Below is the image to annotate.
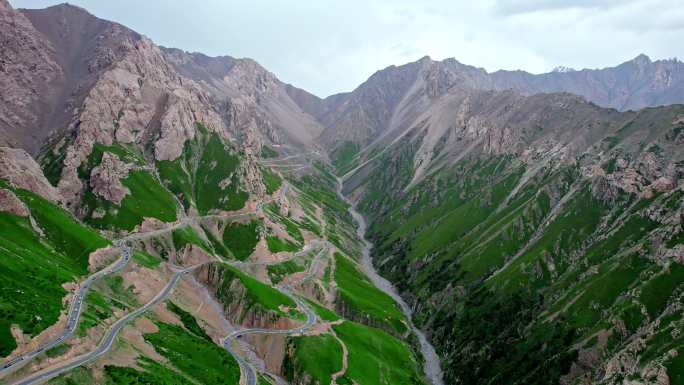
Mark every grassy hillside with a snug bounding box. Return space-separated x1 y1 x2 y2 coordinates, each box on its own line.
334 253 407 335
144 321 240 385
333 321 426 385
157 124 248 214
0 182 108 356
283 334 344 385
2 116 430 385
355 143 684 384
208 263 302 321
222 221 260 260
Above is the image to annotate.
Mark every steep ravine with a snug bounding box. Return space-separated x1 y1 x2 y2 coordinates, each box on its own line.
335 178 445 385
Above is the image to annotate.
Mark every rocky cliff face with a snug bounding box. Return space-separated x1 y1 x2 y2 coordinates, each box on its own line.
288 55 684 161
1 2 684 384
338 69 684 385
161 48 325 151
0 2 142 154
0 0 62 151
0 146 60 202
0 1 324 213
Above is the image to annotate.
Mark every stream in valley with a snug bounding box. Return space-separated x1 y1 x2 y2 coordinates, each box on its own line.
336 178 444 385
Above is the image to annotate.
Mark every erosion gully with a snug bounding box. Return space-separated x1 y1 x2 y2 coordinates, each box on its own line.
336 178 445 385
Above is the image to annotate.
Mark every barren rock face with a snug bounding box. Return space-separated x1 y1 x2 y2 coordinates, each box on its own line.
0 188 29 216
162 48 325 151
89 152 131 204
54 35 227 205
0 1 61 151
0 147 60 202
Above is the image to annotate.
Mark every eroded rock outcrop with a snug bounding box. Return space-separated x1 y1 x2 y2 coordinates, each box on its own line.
0 147 60 202
55 35 227 206
0 1 61 151
89 152 131 204
0 188 29 216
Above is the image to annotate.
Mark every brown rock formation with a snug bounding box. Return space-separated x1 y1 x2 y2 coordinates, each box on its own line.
0 146 60 201
0 187 29 216
0 1 61 151
89 152 131 204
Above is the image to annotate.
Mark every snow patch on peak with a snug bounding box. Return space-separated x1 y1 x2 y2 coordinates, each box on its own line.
552 66 575 73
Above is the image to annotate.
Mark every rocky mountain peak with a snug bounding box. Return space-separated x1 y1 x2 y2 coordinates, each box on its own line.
552 65 575 73
630 53 652 66
224 58 279 95
417 55 433 63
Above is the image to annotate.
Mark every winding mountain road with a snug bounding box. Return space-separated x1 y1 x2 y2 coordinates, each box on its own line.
10 262 200 385
0 244 133 375
4 178 378 385
0 208 260 377
222 243 329 385
1 203 263 381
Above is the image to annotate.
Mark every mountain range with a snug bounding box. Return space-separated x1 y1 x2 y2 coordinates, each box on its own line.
0 1 683 385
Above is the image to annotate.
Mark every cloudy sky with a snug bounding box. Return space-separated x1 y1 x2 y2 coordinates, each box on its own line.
11 0 684 97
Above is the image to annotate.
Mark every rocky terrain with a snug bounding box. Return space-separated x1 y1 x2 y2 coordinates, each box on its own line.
0 3 431 385
0 1 683 385
285 54 684 161
325 45 684 385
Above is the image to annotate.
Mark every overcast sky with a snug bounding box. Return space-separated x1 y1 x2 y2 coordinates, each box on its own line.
10 0 684 97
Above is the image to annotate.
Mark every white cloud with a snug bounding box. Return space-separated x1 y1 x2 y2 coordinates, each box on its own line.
493 0 638 15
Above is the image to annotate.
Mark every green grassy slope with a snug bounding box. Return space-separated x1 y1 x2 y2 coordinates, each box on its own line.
333 321 426 385
75 143 178 231
333 253 407 335
222 221 260 260
0 183 108 356
283 334 344 385
356 146 684 384
144 322 240 385
208 263 301 321
157 124 248 214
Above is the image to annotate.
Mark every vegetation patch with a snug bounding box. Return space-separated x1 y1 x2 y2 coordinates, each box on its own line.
333 141 361 175
260 145 279 158
78 142 145 179
266 235 299 253
667 352 684 385
44 343 70 358
132 251 162 269
195 133 248 214
157 126 248 214
639 263 684 318
333 321 425 385
77 290 114 336
83 170 178 231
201 225 232 259
172 226 212 254
283 334 344 385
212 264 301 319
166 301 212 342
262 168 282 195
267 260 306 284
304 298 341 321
334 253 406 334
144 322 240 385
48 366 94 385
105 358 195 385
264 203 305 245
222 221 260 260
0 186 107 355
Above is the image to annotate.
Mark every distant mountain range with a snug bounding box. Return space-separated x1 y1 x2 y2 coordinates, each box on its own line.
1 1 683 385
285 54 684 157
